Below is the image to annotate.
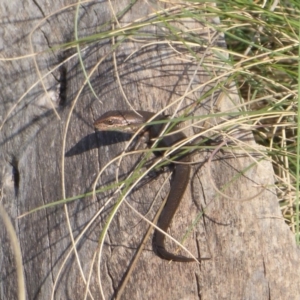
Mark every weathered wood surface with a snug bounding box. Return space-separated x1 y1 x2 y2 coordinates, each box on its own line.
0 1 299 299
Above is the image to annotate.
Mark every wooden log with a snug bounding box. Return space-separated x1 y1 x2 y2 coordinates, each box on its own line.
0 1 299 299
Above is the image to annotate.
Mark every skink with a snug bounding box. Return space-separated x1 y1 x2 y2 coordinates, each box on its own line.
94 110 197 262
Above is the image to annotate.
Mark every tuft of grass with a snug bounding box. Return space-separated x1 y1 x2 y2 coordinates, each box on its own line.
214 0 299 240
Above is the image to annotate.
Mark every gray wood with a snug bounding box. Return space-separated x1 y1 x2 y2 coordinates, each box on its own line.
1 1 299 299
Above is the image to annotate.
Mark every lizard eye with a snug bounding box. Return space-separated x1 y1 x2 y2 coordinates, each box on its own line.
105 119 114 125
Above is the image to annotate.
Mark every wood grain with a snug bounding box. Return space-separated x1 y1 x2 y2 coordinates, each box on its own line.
0 1 299 299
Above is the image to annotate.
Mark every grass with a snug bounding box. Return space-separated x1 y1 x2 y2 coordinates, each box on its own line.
73 2 300 296
1 0 299 298
215 0 299 241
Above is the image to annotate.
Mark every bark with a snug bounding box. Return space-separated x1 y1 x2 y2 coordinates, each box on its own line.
0 1 299 300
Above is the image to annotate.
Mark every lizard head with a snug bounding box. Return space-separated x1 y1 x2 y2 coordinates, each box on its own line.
93 110 146 133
